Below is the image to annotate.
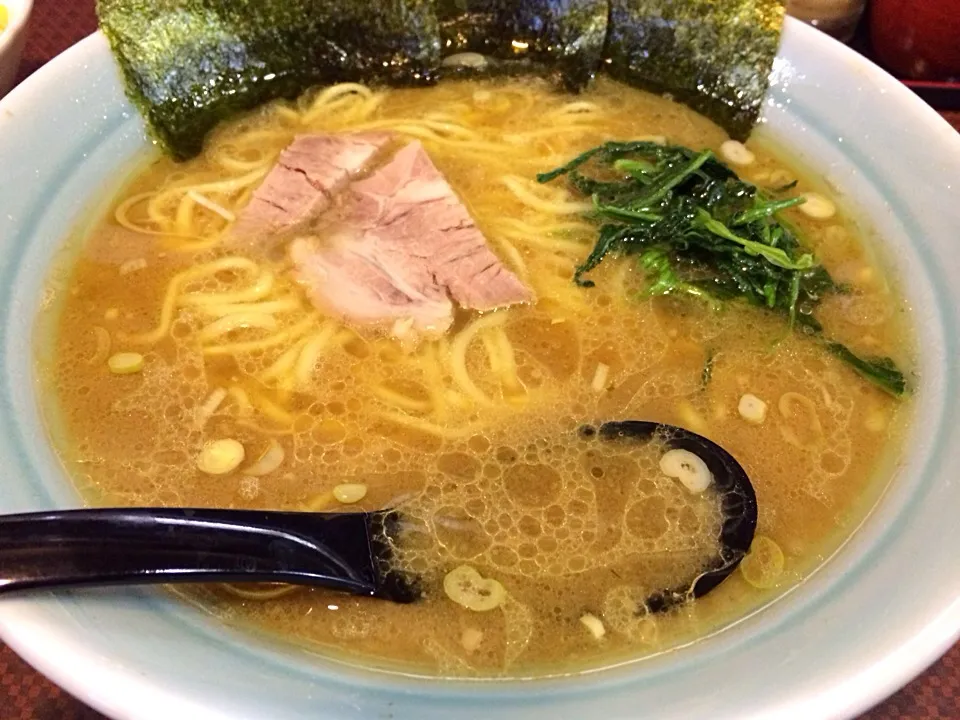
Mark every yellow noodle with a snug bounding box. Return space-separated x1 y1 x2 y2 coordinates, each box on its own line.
533 275 590 315
448 313 509 406
182 256 261 280
236 420 295 437
135 166 269 248
443 389 471 409
146 191 176 229
207 144 276 173
87 327 111 366
493 219 591 255
203 315 318 356
347 95 386 125
500 218 594 235
272 105 301 124
302 82 373 110
481 331 503 375
494 229 586 257
195 387 228 429
174 192 197 236
547 101 602 116
348 121 509 154
248 390 297 427
199 295 302 318
502 175 593 215
258 338 310 384
293 323 340 387
302 95 366 125
371 384 433 413
333 327 359 347
417 343 450 421
301 88 384 128
212 128 296 151
494 328 524 398
227 386 254 417
609 260 633 302
114 192 178 237
187 190 237 223
197 313 278 343
122 277 182 344
161 166 269 199
163 234 226 253
349 117 479 140
503 124 600 143
491 236 528 279
179 271 275 306
121 259 267 343
778 392 824 450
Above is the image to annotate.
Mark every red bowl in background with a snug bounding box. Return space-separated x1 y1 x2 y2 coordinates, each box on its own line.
870 0 960 80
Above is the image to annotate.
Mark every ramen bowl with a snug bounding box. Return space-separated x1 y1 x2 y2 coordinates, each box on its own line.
0 18 958 720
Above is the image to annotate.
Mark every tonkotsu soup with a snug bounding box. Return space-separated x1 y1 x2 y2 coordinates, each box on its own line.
36 78 913 676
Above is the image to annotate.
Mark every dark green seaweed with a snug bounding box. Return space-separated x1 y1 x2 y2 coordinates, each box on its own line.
435 0 609 90
98 0 787 161
605 0 784 140
97 0 442 160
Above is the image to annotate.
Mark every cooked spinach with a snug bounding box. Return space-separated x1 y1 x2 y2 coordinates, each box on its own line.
537 142 907 396
701 350 716 389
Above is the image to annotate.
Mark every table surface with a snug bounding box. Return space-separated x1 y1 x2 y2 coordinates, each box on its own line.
2 2 959 719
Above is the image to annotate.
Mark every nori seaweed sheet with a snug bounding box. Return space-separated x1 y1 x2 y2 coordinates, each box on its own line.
435 0 609 91
97 0 442 160
98 0 785 160
605 0 784 141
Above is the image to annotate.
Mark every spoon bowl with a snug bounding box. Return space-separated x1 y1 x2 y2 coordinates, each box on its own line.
0 422 755 612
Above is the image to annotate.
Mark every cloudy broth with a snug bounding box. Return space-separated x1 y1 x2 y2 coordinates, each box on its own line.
36 78 913 675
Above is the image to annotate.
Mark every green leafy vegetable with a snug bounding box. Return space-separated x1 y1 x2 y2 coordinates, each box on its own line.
538 141 908 396
825 343 907 397
701 351 716 389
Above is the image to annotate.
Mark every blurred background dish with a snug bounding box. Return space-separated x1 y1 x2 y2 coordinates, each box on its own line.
0 0 32 97
870 0 960 81
786 0 866 42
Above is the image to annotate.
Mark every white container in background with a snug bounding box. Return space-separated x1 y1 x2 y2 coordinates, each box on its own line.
787 0 866 42
0 0 33 97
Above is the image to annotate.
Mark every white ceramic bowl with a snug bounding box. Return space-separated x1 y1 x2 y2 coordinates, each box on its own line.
0 0 32 97
0 19 959 720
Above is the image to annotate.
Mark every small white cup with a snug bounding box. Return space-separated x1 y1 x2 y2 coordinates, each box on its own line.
0 0 34 97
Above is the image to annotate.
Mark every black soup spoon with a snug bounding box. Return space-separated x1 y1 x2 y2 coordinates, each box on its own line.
0 421 756 611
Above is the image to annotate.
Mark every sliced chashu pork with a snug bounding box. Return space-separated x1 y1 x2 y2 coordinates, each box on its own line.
229 132 393 242
291 140 533 334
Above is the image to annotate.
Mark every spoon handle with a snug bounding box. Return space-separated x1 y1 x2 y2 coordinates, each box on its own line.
0 507 388 597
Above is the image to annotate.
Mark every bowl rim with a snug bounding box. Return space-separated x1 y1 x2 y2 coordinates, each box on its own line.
1 18 960 720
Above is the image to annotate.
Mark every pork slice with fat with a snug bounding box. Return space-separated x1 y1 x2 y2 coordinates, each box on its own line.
290 234 455 334
229 132 393 243
291 141 533 334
